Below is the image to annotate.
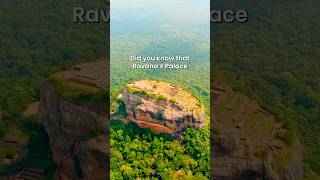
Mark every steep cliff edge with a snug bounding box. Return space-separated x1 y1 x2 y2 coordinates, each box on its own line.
121 80 205 134
212 81 303 180
38 60 108 179
38 59 303 179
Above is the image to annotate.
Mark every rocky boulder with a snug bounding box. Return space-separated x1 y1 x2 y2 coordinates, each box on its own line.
211 80 303 180
121 80 205 134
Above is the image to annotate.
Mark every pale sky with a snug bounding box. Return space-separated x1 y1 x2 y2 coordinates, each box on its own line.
111 0 209 22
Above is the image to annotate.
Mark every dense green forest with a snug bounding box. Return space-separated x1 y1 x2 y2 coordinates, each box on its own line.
213 0 320 177
110 1 210 178
0 0 107 176
0 0 107 114
1 0 320 179
110 18 211 178
110 121 209 179
110 26 210 111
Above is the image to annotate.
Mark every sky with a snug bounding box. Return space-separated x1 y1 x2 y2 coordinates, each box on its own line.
111 0 210 30
112 0 209 20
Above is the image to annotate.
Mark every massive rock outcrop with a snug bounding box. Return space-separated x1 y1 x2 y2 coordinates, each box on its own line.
121 80 205 134
38 60 108 180
38 59 303 179
211 80 303 180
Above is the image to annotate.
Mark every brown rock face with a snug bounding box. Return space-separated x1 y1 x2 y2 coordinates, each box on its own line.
38 59 303 180
38 60 108 180
121 80 205 134
211 81 303 180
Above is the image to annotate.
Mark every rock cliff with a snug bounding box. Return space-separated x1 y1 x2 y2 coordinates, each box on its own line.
212 80 303 180
38 60 108 180
38 59 303 179
121 80 205 134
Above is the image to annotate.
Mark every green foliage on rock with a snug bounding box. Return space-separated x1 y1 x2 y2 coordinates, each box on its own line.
49 77 108 104
127 88 168 103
